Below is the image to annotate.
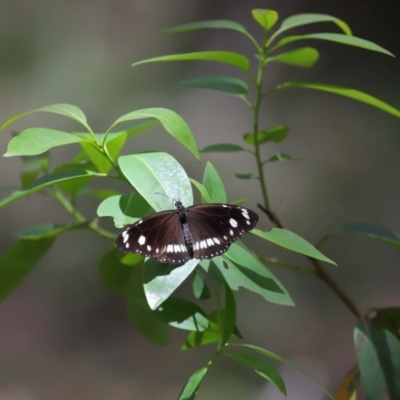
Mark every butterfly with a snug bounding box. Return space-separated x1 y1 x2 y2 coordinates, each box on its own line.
115 201 259 264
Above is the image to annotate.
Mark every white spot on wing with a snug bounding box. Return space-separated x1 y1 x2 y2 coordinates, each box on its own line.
180 244 186 252
138 235 146 245
138 219 143 224
147 245 151 251
123 234 129 243
229 218 238 227
246 220 251 225
213 237 220 244
222 204 228 208
229 230 234 236
223 235 228 240
156 248 159 253
206 238 214 246
167 244 173 253
174 244 181 252
125 242 130 248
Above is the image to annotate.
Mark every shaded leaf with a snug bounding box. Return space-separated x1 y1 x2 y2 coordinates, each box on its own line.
182 330 219 350
267 47 319 68
252 228 336 265
336 222 400 249
192 270 211 300
226 353 286 394
235 172 255 180
244 125 289 145
371 307 400 340
221 282 236 345
133 51 250 72
111 108 199 160
203 162 226 203
126 263 168 345
0 169 99 209
189 178 211 204
201 144 246 153
179 76 248 98
0 238 54 303
156 20 248 35
20 153 49 186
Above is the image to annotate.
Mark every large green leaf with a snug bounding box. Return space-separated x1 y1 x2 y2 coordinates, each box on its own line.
125 263 168 345
111 108 199 160
0 238 54 302
179 76 249 98
220 282 236 346
1 103 88 131
354 321 400 400
226 353 286 394
252 228 336 265
20 153 49 186
4 128 85 157
133 51 250 72
99 247 138 294
272 81 400 118
0 169 100 209
267 47 319 68
143 258 199 310
336 222 400 249
177 367 208 400
202 162 226 203
118 152 192 211
192 270 211 300
273 33 394 56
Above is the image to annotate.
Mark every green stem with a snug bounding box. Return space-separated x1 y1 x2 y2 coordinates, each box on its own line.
53 188 86 222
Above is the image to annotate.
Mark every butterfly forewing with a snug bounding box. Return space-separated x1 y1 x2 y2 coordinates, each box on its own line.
186 204 259 259
115 210 191 264
115 202 259 264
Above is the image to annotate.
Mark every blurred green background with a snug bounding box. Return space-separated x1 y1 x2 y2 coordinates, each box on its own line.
0 1 399 399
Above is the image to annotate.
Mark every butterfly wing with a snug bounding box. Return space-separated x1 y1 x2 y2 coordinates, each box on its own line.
115 210 191 264
186 204 259 259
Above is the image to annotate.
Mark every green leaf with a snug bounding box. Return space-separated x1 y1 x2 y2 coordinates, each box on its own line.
226 353 286 394
156 20 248 35
267 153 302 162
52 162 95 195
179 76 249 98
201 243 294 306
111 108 199 160
143 258 199 310
97 193 152 228
80 142 113 173
252 228 336 265
153 297 209 331
20 153 49 186
0 169 99 209
78 188 120 201
99 247 137 294
235 172 255 180
177 367 208 400
201 144 246 153
277 13 352 36
221 282 236 345
234 343 335 399
118 152 193 211
244 125 289 145
203 162 226 203
371 308 400 340
133 51 250 72
0 238 54 303
267 47 319 68
4 128 85 157
251 9 279 31
336 222 400 249
16 222 88 239
182 330 219 350
105 130 127 163
125 263 168 345
273 33 394 57
189 178 212 204
354 321 400 400
1 103 88 131
274 81 400 119
192 270 211 300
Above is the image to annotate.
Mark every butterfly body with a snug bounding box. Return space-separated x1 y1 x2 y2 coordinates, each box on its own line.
115 201 259 264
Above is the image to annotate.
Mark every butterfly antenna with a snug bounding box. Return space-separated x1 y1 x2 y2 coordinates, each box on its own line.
155 192 176 208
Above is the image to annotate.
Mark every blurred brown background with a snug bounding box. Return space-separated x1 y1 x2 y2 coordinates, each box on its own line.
0 1 399 399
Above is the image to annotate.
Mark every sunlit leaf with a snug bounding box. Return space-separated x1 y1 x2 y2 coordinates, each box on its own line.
252 9 279 31
267 47 319 68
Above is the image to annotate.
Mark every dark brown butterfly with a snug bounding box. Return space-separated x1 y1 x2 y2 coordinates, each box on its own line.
115 201 259 264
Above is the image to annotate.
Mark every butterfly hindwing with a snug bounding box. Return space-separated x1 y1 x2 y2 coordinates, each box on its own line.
115 210 191 264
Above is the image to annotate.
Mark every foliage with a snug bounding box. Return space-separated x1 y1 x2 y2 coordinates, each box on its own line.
1 8 400 400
